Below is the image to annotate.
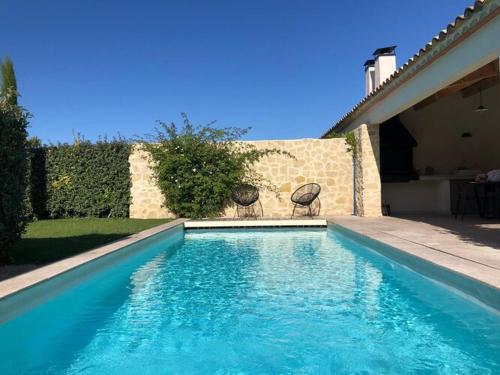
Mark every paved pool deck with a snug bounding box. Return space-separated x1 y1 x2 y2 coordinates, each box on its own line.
328 215 500 291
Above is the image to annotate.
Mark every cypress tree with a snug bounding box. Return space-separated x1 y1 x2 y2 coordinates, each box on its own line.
0 57 28 263
1 57 18 105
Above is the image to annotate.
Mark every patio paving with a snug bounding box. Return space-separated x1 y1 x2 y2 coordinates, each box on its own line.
329 215 500 291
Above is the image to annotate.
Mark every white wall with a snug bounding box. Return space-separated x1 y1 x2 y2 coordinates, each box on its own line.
400 83 500 174
382 82 499 215
383 180 450 214
374 55 396 88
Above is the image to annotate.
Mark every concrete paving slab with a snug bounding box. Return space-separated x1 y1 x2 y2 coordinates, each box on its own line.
328 215 500 292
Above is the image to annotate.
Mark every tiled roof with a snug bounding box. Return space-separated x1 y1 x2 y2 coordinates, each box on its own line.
322 0 498 137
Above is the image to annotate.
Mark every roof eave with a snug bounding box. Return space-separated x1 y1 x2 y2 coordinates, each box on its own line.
321 0 498 138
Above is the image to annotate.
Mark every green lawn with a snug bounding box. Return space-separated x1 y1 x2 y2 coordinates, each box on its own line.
11 218 171 264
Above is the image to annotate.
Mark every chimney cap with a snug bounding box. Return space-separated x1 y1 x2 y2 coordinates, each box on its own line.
363 59 375 68
373 46 397 56
364 59 375 69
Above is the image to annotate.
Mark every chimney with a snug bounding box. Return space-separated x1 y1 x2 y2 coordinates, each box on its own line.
373 46 396 89
364 59 375 96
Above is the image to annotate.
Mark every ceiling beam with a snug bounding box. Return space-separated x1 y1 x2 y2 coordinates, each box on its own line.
412 60 499 111
461 76 500 98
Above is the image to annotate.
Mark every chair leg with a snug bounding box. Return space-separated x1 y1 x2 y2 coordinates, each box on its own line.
308 205 312 218
496 187 500 219
474 185 484 218
454 192 461 220
460 194 466 221
291 204 297 219
460 192 466 221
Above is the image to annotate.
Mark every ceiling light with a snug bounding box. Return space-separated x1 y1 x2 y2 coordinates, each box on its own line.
475 80 489 112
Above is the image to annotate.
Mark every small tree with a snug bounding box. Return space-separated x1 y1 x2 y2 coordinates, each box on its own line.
140 114 291 218
0 58 29 263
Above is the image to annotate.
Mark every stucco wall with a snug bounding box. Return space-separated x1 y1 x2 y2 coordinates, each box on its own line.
129 138 353 219
380 82 499 215
400 84 500 174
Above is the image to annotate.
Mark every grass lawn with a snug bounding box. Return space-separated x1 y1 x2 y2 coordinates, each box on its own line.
11 218 171 265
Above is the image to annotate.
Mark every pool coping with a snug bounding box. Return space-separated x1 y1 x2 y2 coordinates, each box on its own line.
184 219 328 229
2 216 497 310
0 219 187 301
327 218 500 310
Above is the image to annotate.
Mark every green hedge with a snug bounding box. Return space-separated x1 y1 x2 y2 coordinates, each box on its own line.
25 138 47 219
26 139 132 219
0 101 29 263
45 140 131 218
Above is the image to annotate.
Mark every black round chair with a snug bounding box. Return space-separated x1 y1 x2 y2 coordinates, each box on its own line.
291 183 321 218
231 184 262 218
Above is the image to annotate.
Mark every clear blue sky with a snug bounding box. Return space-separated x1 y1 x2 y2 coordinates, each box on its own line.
2 0 472 143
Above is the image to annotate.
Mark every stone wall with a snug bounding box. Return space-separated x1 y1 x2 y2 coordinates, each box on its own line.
354 124 382 217
129 138 354 219
129 148 174 219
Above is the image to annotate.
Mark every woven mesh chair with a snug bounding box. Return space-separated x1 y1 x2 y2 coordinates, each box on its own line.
231 184 262 218
291 183 321 218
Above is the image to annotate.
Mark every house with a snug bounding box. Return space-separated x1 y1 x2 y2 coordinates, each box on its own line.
322 0 500 217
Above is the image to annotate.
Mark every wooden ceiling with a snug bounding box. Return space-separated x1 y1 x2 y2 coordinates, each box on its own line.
413 59 499 111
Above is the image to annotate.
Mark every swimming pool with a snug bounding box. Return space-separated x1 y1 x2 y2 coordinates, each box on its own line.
0 226 499 374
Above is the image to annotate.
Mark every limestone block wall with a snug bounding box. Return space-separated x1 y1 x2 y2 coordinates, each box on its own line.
129 138 354 219
129 148 174 219
354 124 382 217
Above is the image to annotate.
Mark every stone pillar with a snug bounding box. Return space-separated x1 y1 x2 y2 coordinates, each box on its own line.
354 123 382 217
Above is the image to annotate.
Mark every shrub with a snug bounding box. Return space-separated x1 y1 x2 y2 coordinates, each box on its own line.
139 114 291 219
0 97 29 263
45 138 132 218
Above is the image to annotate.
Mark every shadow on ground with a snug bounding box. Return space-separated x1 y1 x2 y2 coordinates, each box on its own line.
0 234 132 281
398 215 500 250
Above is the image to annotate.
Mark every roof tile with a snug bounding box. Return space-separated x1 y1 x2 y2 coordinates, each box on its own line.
323 0 497 137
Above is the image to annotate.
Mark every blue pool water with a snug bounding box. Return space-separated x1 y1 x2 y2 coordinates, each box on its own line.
0 227 499 374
